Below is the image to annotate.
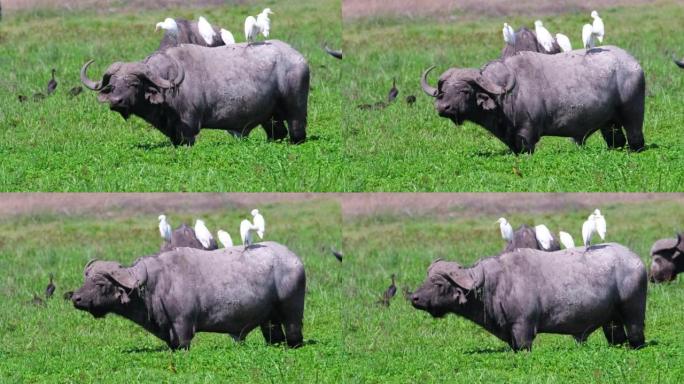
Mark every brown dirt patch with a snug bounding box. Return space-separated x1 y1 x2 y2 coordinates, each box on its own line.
343 0 663 21
341 193 684 218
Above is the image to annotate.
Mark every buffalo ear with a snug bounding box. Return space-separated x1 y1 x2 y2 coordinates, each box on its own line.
440 271 475 291
476 92 496 110
145 87 164 104
105 268 138 290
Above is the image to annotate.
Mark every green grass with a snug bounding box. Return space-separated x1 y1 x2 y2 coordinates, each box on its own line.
0 0 342 191
343 199 684 381
342 3 684 191
0 199 343 382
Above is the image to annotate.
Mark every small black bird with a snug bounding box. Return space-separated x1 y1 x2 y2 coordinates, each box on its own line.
32 92 45 101
672 54 684 69
28 294 45 307
388 78 399 102
330 246 343 262
405 95 416 105
68 86 83 97
45 273 55 299
18 95 28 103
323 43 343 60
379 274 397 307
47 68 57 95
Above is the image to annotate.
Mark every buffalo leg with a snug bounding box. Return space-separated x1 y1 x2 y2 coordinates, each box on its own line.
260 320 286 345
262 119 289 141
619 89 646 152
602 320 628 345
166 321 194 350
600 125 627 149
509 323 534 351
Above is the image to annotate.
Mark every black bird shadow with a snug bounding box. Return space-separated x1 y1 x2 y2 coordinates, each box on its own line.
470 149 512 158
300 339 319 347
133 141 173 151
123 345 168 353
463 346 510 355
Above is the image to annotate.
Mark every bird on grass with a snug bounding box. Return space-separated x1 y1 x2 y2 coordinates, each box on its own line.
28 294 45 307
47 68 57 95
378 274 397 307
496 217 514 242
18 95 27 103
405 95 416 105
194 219 214 249
45 273 55 299
534 20 555 52
68 86 83 97
159 214 172 241
217 230 233 248
323 43 342 59
502 22 515 45
387 78 399 102
330 246 343 262
534 224 554 250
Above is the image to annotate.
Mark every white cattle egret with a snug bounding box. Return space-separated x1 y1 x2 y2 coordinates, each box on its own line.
244 16 259 43
240 219 259 248
593 209 606 240
582 217 595 246
559 231 575 249
534 224 554 250
503 23 516 45
256 8 274 38
555 33 572 52
591 10 604 43
197 16 217 45
217 230 233 248
251 209 265 239
582 24 595 49
194 219 214 249
496 218 514 242
155 17 178 35
158 214 172 241
220 28 235 45
534 20 555 52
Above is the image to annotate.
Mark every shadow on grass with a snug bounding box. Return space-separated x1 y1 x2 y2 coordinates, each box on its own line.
123 345 168 353
471 149 512 158
133 142 173 151
463 346 510 354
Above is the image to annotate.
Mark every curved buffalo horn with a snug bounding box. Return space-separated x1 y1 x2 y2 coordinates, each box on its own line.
420 66 438 97
475 69 516 95
80 60 101 91
140 55 185 89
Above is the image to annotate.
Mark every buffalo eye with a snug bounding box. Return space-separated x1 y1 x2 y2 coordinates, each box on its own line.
100 85 114 94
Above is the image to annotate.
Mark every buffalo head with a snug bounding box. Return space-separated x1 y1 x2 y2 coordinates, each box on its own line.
80 56 184 119
650 233 684 283
71 259 146 318
411 259 480 318
421 64 514 125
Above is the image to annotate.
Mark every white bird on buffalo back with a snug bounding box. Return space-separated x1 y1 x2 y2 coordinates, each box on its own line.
251 209 265 239
217 230 233 248
591 10 604 43
582 23 596 49
244 15 259 43
158 214 172 241
194 219 214 249
534 224 554 250
220 28 235 45
534 20 555 52
240 219 259 248
555 33 572 52
593 209 607 240
559 231 575 249
256 8 274 38
155 18 178 43
197 16 217 45
496 217 514 242
502 23 515 45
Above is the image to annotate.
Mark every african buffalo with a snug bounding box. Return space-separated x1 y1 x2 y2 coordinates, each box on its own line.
411 243 647 351
71 242 306 350
501 27 560 58
503 224 560 253
81 40 309 145
421 46 645 154
649 233 684 283
158 18 224 50
160 224 217 252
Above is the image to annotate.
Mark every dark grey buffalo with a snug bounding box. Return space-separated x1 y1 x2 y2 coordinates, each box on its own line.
649 233 684 283
501 27 560 58
158 18 223 50
503 224 560 253
411 243 647 351
81 40 309 145
421 46 646 154
71 242 306 350
160 224 217 252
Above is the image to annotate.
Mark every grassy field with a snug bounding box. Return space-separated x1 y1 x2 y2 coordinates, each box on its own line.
343 198 684 381
342 2 684 191
0 0 342 191
0 198 344 382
